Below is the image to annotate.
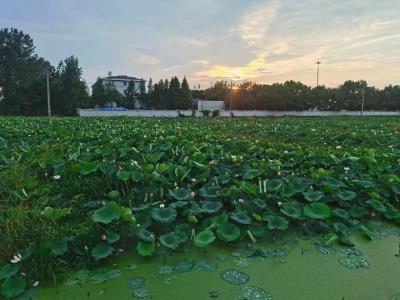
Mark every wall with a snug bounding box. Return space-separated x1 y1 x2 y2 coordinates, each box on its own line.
77 109 400 118
197 100 225 111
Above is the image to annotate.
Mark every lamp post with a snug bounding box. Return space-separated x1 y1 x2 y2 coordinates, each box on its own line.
316 61 321 87
361 88 365 116
46 70 51 117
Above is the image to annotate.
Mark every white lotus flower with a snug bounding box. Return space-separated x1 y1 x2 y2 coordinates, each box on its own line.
11 253 22 264
53 175 61 180
33 281 39 287
160 204 165 208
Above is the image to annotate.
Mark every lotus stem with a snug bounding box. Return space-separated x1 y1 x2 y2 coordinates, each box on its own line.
246 230 257 243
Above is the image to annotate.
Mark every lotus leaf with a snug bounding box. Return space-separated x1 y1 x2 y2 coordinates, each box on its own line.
136 228 155 242
335 190 356 201
303 191 325 202
151 207 177 223
136 241 155 256
107 191 120 199
265 179 283 192
194 230 216 248
92 201 121 224
1 276 26 298
248 223 267 237
280 202 302 219
266 215 289 231
106 231 120 244
231 212 252 225
304 203 331 219
217 223 240 242
0 264 20 280
199 186 221 198
121 207 135 222
51 238 68 256
202 201 223 213
117 170 130 181
366 199 386 212
160 232 181 249
91 242 113 260
169 188 192 201
131 171 143 183
78 161 99 175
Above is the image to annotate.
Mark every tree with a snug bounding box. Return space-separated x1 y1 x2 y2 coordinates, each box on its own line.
91 76 125 107
51 55 89 115
179 77 193 109
0 28 51 115
125 81 136 108
168 77 180 109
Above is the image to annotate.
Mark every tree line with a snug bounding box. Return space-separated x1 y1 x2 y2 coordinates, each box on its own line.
1 28 399 115
193 80 400 111
146 77 193 109
0 28 89 115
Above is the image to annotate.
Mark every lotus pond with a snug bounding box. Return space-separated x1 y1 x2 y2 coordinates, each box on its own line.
0 116 400 299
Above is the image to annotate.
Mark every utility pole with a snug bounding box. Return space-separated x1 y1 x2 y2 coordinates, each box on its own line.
316 61 321 87
361 88 365 116
229 80 233 112
46 70 51 117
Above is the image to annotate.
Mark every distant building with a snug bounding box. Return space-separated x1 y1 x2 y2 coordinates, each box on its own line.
101 75 145 96
196 99 225 111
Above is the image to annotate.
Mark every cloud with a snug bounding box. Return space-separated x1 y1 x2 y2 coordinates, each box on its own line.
128 51 159 65
237 1 280 48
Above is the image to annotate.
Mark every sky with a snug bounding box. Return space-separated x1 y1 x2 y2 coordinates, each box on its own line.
2 0 400 89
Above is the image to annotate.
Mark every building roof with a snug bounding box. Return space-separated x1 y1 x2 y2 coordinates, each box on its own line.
103 75 145 82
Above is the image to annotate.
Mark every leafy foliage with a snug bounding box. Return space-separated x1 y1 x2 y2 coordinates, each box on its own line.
0 116 400 289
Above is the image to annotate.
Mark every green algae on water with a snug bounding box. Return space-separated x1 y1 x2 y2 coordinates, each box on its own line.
158 265 174 275
174 260 194 273
194 261 218 272
338 256 370 269
239 286 273 300
220 269 250 285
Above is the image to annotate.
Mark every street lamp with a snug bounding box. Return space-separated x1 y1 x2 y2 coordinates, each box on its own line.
229 81 239 113
46 69 51 117
316 61 321 87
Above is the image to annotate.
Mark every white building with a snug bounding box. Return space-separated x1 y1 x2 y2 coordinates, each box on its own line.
197 100 225 111
101 75 145 96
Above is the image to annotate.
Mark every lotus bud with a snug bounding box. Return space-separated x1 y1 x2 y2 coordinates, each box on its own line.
238 198 245 204
101 234 107 241
84 245 89 251
191 191 195 197
277 201 282 206
174 182 178 187
33 281 39 287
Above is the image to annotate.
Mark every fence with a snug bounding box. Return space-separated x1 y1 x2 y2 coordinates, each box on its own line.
77 109 400 118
